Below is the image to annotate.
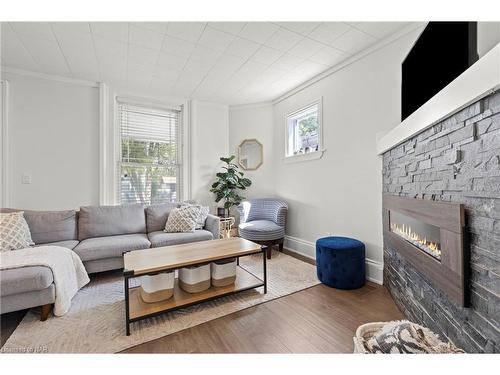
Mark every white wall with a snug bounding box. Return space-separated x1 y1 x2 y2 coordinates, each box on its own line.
226 27 426 283
226 24 500 284
478 22 500 58
3 71 99 210
190 100 229 210
228 104 275 198
2 72 230 211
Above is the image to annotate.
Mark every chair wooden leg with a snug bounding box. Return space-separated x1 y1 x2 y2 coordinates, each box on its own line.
267 246 272 259
278 242 284 252
40 303 52 321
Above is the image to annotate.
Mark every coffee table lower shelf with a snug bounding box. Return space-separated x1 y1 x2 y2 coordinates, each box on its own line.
127 266 264 330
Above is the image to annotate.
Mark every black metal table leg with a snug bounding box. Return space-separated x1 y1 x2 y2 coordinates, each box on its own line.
263 248 267 294
124 276 130 336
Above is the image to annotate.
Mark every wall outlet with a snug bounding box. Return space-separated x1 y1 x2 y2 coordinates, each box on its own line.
21 173 32 184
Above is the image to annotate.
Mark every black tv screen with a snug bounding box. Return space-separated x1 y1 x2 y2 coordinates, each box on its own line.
401 22 478 121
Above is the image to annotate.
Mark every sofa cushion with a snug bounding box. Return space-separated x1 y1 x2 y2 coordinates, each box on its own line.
0 211 35 252
73 234 151 261
83 257 124 274
164 206 198 233
78 205 146 240
148 230 213 248
0 266 53 296
181 203 210 229
34 240 79 250
24 210 78 244
145 203 180 232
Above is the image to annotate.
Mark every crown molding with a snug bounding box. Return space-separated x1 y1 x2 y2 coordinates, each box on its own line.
229 101 273 111
1 66 99 88
272 22 426 105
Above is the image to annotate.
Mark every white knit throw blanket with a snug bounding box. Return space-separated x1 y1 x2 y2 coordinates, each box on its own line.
0 246 90 316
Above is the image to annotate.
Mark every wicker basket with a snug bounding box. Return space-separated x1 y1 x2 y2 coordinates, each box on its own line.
178 264 211 293
140 271 175 303
353 322 386 353
211 258 237 287
353 321 465 354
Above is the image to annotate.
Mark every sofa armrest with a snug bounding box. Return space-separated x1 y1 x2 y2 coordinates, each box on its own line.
204 214 220 240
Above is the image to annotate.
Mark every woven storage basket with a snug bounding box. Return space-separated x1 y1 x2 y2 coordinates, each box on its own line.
179 264 211 293
211 258 237 287
140 271 175 303
353 321 465 354
353 322 385 353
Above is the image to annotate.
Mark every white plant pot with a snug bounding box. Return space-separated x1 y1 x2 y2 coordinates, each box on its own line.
211 258 237 287
178 264 211 293
140 271 174 303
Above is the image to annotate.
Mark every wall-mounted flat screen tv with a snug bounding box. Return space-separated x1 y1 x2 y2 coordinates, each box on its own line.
401 22 478 121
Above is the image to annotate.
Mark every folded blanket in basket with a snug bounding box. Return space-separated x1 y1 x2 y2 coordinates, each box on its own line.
364 320 464 354
0 246 90 316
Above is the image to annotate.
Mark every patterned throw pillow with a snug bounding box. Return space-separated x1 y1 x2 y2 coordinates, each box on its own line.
164 206 199 233
0 211 35 252
182 203 209 229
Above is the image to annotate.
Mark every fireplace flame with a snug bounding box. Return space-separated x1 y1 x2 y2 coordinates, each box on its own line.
390 222 442 260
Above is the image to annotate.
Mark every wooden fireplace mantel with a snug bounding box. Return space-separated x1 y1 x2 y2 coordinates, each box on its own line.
383 195 467 306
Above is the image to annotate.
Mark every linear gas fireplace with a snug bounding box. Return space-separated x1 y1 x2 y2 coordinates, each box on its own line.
389 211 442 261
383 195 467 306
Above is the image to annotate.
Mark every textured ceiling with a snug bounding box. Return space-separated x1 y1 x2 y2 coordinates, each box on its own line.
1 22 410 104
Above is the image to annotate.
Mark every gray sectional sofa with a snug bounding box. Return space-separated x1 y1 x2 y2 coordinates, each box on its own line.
0 203 220 318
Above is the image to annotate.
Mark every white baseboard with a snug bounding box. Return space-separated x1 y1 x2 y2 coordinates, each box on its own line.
284 235 384 285
365 259 384 285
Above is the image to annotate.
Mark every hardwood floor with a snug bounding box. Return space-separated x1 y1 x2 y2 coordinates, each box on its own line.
1 252 404 353
122 282 403 353
1 309 26 347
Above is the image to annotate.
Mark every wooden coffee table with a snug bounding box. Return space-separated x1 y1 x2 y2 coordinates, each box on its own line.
123 237 266 335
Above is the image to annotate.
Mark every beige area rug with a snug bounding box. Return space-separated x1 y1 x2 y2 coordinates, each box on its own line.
1 251 319 353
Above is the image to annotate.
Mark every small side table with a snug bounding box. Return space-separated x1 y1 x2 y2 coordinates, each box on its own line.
219 217 236 239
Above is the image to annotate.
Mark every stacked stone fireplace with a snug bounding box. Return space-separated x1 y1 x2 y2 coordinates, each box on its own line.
382 90 500 353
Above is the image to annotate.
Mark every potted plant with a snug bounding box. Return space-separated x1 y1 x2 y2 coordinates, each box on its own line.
210 155 252 217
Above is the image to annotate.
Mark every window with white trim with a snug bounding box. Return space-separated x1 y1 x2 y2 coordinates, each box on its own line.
286 100 322 158
118 100 182 205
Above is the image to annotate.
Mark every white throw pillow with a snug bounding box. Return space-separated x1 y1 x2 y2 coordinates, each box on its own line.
164 206 198 233
0 211 35 252
182 203 209 229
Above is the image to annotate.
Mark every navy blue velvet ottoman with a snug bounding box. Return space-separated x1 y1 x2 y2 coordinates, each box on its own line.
316 236 366 289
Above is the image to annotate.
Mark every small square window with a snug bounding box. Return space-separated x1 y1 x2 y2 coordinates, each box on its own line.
285 100 322 158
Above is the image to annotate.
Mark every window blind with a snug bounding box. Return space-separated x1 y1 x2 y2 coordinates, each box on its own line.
118 101 182 205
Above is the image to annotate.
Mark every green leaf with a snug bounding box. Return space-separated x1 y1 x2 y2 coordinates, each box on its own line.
240 178 252 187
212 155 252 207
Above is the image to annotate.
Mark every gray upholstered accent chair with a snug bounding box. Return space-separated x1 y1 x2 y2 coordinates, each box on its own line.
237 198 288 259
